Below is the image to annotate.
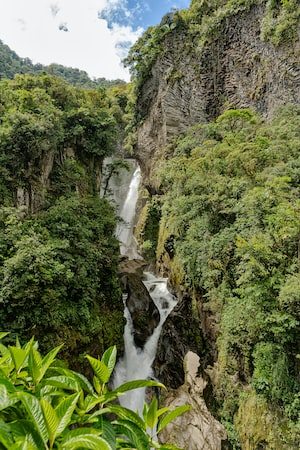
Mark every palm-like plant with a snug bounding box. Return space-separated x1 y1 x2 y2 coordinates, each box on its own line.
0 333 190 449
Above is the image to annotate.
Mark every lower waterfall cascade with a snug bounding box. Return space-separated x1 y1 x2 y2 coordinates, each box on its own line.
110 161 178 415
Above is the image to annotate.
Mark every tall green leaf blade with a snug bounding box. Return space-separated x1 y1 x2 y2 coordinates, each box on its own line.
113 419 150 450
86 355 109 384
28 348 42 387
101 346 117 378
40 397 58 443
145 396 158 430
39 344 63 382
8 347 28 372
41 375 79 392
55 392 80 436
107 404 145 430
113 379 165 395
60 428 112 450
0 332 10 340
157 405 192 433
101 419 116 450
16 392 48 446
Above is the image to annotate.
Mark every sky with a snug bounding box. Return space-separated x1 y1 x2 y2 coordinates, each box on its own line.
0 0 190 81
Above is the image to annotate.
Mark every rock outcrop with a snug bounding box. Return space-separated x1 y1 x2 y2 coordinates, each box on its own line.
158 351 228 450
153 292 204 389
119 262 160 348
135 3 300 189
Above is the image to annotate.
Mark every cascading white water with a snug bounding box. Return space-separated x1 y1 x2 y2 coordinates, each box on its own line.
113 273 177 415
111 161 177 415
115 165 141 259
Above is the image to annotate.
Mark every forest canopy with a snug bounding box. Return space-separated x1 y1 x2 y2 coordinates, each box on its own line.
154 105 300 445
0 73 128 365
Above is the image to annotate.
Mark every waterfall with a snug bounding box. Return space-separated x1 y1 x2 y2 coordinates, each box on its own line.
109 160 177 415
115 165 141 259
113 273 177 414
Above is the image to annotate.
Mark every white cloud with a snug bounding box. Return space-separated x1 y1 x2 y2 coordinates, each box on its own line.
0 0 144 81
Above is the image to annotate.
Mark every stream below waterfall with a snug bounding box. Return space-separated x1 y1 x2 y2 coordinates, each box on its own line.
109 161 178 415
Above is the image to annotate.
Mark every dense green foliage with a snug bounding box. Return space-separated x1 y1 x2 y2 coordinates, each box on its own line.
0 73 119 205
0 40 125 88
156 106 300 447
0 73 129 365
0 335 190 449
0 196 123 361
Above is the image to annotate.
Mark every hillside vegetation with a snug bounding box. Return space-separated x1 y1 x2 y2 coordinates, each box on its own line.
138 106 300 447
0 73 132 365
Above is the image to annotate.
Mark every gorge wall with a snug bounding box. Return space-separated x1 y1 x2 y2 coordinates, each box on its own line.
132 1 300 448
135 2 300 189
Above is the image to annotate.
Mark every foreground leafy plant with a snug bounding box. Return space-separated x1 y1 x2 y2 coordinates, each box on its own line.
0 334 190 449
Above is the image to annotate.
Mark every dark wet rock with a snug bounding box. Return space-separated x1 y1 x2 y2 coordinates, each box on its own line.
154 293 204 389
120 272 160 348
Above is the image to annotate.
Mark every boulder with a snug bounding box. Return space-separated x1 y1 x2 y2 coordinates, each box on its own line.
120 272 160 348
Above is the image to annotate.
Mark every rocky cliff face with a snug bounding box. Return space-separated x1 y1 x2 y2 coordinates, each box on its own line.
135 3 300 189
158 352 228 449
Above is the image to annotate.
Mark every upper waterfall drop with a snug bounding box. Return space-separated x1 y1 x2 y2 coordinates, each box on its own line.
115 165 141 259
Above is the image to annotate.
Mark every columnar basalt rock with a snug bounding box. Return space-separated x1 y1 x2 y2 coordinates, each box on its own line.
135 4 300 190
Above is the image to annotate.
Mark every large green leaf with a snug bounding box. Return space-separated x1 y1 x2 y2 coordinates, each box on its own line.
101 346 117 378
0 343 13 376
60 428 113 450
48 367 94 395
157 405 191 433
55 392 80 436
113 419 150 450
86 355 109 384
0 377 17 393
16 392 48 446
41 375 80 392
101 419 116 450
145 396 158 430
0 332 10 340
10 436 41 450
107 404 145 430
0 384 19 410
8 347 28 373
39 345 63 382
28 348 42 387
40 397 58 443
79 393 103 415
71 370 94 395
113 379 165 395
